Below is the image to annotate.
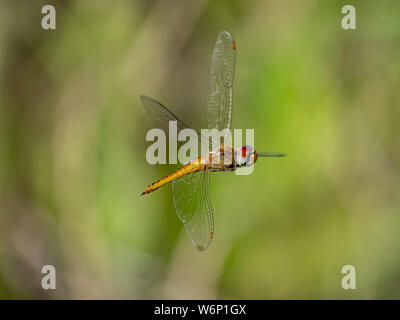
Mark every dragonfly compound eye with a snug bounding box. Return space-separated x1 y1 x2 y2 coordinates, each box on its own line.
236 146 252 166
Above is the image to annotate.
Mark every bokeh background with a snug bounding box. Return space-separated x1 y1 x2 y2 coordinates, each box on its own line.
0 0 399 299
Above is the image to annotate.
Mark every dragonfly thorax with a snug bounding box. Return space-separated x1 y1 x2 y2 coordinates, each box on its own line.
205 144 235 171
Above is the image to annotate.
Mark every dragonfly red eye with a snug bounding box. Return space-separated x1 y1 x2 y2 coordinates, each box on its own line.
241 147 247 158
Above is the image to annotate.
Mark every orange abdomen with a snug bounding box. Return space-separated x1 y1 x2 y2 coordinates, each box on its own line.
141 158 205 195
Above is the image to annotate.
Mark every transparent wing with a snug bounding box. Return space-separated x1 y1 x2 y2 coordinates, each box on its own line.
140 95 218 153
172 169 214 251
140 95 198 140
206 31 236 131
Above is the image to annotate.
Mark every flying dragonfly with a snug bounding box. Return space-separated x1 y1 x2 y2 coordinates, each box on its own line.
141 31 285 251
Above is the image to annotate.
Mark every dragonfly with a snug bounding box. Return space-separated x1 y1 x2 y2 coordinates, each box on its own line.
141 31 285 251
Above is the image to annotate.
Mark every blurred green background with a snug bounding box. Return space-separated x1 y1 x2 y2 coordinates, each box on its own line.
0 0 399 299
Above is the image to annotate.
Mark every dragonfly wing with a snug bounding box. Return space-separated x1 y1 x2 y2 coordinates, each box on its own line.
140 95 219 153
172 169 214 251
206 31 236 131
140 95 197 138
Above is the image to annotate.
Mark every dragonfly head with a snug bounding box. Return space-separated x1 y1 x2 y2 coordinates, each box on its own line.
236 145 258 167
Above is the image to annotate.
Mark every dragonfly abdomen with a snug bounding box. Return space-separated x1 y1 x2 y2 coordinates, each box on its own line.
141 158 205 195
